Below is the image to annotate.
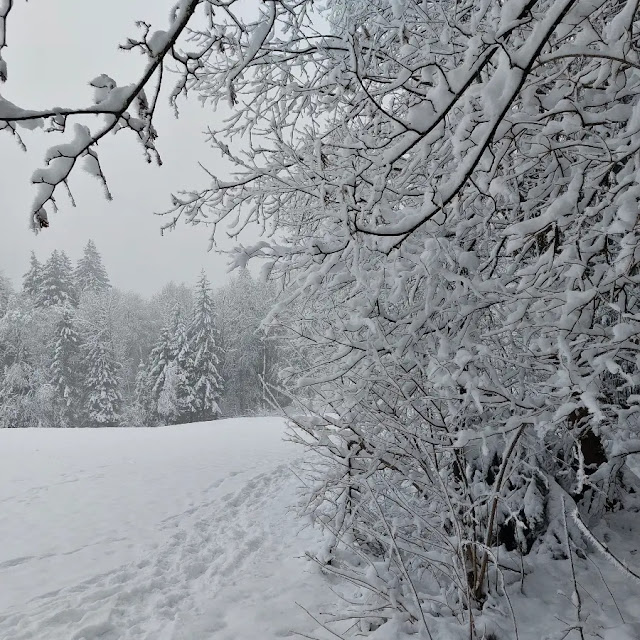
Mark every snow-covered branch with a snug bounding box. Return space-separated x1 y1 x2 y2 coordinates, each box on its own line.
0 0 204 229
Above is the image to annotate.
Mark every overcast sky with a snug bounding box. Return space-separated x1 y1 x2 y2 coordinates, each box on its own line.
0 1 249 295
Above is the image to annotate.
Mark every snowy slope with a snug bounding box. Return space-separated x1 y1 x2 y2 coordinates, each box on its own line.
0 418 338 640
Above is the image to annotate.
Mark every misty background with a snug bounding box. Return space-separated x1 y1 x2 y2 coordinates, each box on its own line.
0 0 244 294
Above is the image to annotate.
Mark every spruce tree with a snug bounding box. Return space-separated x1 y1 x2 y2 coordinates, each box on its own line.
0 305 36 428
157 361 180 424
189 271 222 421
50 306 82 427
83 331 121 427
75 240 110 294
0 361 37 428
147 319 175 424
0 272 12 318
38 250 78 308
133 360 155 427
22 251 42 298
146 307 195 425
168 308 195 422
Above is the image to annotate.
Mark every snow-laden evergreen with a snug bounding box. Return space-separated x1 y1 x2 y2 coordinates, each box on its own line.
216 269 277 416
131 361 154 428
157 361 180 425
83 330 122 428
1 254 280 428
145 305 199 426
147 317 176 425
0 271 11 318
74 239 110 295
22 252 41 299
0 361 36 429
167 307 195 422
50 305 81 428
188 271 221 422
38 250 77 308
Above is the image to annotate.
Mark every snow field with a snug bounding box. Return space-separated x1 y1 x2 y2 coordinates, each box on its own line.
2 418 639 640
0 418 339 639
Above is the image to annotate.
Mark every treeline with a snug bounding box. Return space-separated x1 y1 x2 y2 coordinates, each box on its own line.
0 241 284 428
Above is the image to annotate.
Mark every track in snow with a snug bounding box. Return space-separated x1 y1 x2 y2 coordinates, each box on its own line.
0 418 338 640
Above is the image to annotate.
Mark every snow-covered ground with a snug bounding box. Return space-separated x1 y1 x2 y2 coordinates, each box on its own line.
2 418 639 640
0 418 338 640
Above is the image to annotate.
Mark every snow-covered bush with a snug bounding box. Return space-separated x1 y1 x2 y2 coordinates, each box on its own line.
161 0 640 632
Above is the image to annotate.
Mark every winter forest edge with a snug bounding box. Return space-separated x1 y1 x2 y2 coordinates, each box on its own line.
0 243 285 429
2 0 640 639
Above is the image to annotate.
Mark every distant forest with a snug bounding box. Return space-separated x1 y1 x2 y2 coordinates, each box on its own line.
0 241 286 427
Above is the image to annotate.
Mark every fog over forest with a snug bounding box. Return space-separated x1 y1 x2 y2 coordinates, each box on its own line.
0 241 286 428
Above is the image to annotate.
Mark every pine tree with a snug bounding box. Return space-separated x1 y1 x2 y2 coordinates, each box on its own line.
75 239 111 294
38 250 78 308
146 307 195 425
0 272 12 318
22 251 42 298
133 360 155 427
50 306 82 427
0 361 37 428
216 268 274 415
147 320 174 424
0 305 37 428
169 307 195 422
83 330 121 427
157 361 180 424
188 270 222 421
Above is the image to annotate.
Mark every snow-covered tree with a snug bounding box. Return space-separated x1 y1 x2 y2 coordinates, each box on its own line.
146 318 174 425
168 307 195 422
216 269 278 416
156 0 640 630
83 330 122 427
75 239 110 295
22 251 41 298
0 300 32 371
0 301 43 428
150 281 194 325
0 271 12 318
188 270 221 421
0 361 37 428
131 360 155 427
145 307 194 425
50 305 82 427
157 361 180 425
38 250 77 308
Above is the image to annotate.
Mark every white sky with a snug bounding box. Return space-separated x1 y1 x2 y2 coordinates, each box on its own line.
0 1 250 295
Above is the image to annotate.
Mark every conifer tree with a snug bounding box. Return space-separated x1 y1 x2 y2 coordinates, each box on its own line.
216 268 273 415
75 240 110 294
147 320 174 424
157 361 180 425
50 306 82 427
22 251 42 298
0 361 37 429
38 250 78 308
145 307 195 425
0 272 12 318
170 307 196 422
133 361 155 427
188 271 222 421
0 304 37 428
83 330 121 427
